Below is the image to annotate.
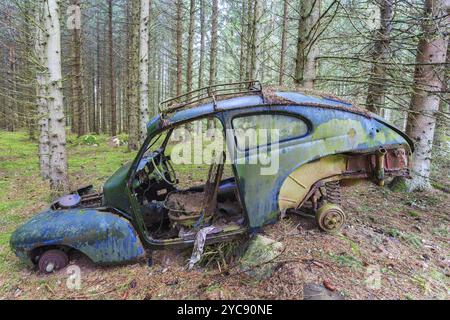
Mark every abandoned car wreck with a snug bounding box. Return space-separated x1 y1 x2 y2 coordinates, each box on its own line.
10 81 414 273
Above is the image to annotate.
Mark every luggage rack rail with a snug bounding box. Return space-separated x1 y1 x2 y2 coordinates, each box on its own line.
159 80 263 116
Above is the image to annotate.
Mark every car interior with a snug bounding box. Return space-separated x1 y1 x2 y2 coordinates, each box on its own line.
131 117 246 241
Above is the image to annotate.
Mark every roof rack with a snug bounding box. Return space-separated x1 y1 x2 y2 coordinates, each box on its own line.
159 80 263 116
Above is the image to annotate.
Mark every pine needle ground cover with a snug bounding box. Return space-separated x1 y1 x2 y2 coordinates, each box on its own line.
0 131 448 299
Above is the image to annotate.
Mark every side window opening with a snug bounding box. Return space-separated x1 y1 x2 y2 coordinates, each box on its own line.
165 117 234 188
232 113 309 150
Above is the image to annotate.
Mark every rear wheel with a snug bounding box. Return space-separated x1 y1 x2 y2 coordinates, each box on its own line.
38 249 69 273
315 203 346 234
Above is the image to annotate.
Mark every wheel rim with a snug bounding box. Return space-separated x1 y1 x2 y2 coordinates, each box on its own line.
38 249 68 273
316 204 346 233
323 211 343 229
45 262 55 273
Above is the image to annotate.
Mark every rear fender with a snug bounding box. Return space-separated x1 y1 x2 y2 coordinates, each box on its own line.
278 148 410 211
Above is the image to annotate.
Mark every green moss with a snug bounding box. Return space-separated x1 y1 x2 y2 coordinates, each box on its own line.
387 227 401 238
329 252 363 269
239 235 283 280
402 233 422 248
311 119 366 152
408 210 421 218
389 177 408 192
339 234 361 256
432 224 449 237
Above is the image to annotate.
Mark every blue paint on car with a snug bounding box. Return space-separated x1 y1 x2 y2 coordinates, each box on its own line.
10 208 145 265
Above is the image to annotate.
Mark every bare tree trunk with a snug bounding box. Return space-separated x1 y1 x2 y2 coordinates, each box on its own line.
294 0 320 88
35 3 50 179
94 8 101 134
209 0 218 85
206 0 219 132
239 1 247 82
405 0 449 191
123 0 131 134
4 10 16 132
433 41 449 155
198 0 205 88
139 0 150 142
69 44 78 135
248 0 259 80
108 0 117 136
7 44 18 132
70 0 87 136
22 7 37 140
186 0 195 94
149 3 157 117
175 0 183 96
245 0 254 80
101 23 108 134
128 0 140 150
44 0 69 192
68 5 77 136
365 0 393 115
90 68 96 133
279 0 289 85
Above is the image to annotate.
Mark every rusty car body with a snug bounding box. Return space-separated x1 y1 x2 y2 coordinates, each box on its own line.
10 81 413 272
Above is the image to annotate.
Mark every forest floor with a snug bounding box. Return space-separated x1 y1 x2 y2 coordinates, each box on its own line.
0 131 448 300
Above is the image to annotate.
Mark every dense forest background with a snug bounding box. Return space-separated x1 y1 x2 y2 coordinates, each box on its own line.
0 0 448 192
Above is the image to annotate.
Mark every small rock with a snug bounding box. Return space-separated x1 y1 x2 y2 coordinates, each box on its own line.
165 279 179 286
421 254 430 261
323 280 336 291
303 283 344 300
205 290 224 300
239 235 284 281
14 288 22 298
108 136 121 147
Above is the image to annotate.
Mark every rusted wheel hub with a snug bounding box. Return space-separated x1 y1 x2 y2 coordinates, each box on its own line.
38 249 69 273
315 203 346 233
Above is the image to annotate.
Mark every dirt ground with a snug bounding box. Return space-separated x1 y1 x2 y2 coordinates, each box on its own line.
2 180 448 300
0 132 448 300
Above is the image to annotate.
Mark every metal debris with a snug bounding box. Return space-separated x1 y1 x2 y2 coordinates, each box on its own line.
188 226 222 269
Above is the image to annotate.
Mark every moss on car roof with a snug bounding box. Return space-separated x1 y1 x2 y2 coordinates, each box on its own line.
165 87 371 122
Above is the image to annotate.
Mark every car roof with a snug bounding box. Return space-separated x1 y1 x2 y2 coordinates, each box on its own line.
165 90 358 124
146 88 413 151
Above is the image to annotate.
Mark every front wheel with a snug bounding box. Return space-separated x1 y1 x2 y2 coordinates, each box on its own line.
315 203 346 234
38 249 69 273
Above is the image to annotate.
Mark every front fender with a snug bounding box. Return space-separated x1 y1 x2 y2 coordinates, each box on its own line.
10 208 145 265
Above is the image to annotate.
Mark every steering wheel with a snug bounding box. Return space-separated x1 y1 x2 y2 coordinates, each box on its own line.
151 152 177 185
